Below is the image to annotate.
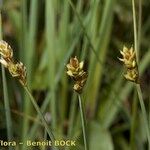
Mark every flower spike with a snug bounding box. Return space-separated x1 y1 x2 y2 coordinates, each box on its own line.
119 45 139 83
66 56 88 93
0 40 27 86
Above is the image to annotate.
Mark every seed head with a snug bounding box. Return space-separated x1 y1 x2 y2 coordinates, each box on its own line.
0 40 27 86
119 45 139 83
66 56 88 93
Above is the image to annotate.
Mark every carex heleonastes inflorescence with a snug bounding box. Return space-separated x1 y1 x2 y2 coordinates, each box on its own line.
66 56 88 93
0 40 27 86
119 46 139 83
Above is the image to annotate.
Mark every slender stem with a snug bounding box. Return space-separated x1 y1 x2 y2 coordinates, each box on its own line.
137 0 142 53
68 94 77 137
65 94 77 150
135 84 150 148
28 92 51 139
78 94 88 150
23 86 59 150
130 1 140 149
0 13 13 147
130 90 137 150
132 1 150 148
132 0 138 61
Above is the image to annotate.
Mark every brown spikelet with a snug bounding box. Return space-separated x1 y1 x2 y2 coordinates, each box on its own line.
66 56 88 93
0 40 27 86
119 46 139 83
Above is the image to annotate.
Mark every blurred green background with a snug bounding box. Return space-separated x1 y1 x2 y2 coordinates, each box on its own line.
0 0 150 150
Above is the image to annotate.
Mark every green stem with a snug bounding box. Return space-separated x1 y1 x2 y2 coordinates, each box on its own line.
23 86 59 150
132 0 138 60
0 13 13 148
136 84 150 148
130 1 140 149
78 94 88 150
132 0 150 148
137 0 142 53
27 92 51 139
130 91 137 150
65 94 77 150
68 94 77 137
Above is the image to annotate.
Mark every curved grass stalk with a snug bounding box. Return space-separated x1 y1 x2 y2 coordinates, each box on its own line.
23 86 59 150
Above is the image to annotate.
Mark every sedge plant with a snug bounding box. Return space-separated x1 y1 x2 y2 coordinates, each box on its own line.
0 40 59 150
119 45 150 148
66 56 88 150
